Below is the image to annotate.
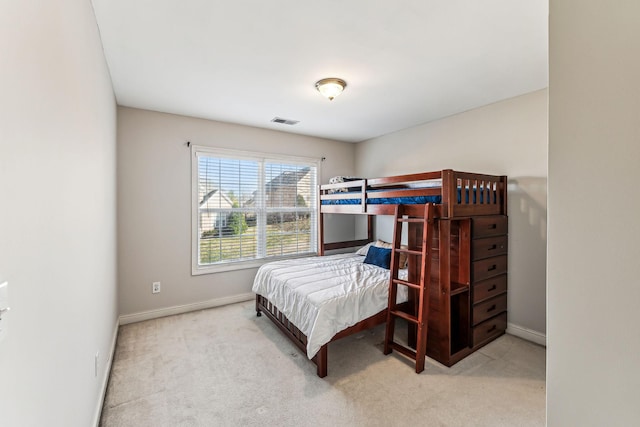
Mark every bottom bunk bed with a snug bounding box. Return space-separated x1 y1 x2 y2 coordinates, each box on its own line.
252 250 407 377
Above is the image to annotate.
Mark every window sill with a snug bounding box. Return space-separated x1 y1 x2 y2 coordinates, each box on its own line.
192 252 318 275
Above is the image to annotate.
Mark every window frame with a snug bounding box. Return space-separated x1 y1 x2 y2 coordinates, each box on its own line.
191 145 321 275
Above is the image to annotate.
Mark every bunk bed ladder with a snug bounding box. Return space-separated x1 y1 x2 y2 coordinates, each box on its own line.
383 203 435 373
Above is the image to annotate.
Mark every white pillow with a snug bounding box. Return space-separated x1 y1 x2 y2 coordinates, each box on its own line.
356 239 392 256
328 176 362 194
355 242 373 256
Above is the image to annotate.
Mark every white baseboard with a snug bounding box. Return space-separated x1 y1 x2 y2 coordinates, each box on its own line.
118 293 255 325
93 318 119 427
506 322 546 347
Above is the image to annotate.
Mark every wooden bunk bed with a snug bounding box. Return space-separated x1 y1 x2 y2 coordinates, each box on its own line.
255 169 508 377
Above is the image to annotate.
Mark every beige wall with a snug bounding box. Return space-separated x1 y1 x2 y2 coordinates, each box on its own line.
0 1 117 426
356 90 548 337
548 2 640 425
117 107 356 317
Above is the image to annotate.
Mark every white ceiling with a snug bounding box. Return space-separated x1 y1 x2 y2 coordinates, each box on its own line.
92 0 548 143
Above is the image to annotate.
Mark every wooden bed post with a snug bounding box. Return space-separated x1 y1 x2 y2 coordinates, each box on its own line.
255 295 262 317
501 175 508 215
318 184 325 256
442 169 456 218
315 346 328 378
318 213 325 256
438 218 452 358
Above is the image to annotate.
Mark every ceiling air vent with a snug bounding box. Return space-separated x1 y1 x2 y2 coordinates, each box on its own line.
271 117 299 125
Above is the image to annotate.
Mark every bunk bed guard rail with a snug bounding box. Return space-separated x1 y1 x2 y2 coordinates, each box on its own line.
319 170 507 218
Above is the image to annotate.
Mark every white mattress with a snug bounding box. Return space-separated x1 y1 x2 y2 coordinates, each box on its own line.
252 253 407 359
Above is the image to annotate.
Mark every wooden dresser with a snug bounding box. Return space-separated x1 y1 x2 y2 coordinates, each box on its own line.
408 214 508 367
469 215 508 348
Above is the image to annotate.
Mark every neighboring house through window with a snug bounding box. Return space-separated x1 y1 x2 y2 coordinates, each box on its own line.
192 146 319 274
199 188 234 230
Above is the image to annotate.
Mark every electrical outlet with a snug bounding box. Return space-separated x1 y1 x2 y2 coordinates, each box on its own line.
152 282 161 294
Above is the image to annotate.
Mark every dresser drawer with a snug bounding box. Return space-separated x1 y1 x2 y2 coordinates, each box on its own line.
472 255 508 282
472 216 508 239
473 312 507 346
473 274 507 303
472 235 508 260
473 293 507 325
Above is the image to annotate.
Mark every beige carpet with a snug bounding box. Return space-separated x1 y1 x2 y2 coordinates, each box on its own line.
100 301 545 427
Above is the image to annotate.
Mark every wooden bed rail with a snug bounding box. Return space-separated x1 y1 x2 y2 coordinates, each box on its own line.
445 170 508 218
367 171 443 186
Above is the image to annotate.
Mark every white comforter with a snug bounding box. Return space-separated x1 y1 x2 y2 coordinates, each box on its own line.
252 253 406 359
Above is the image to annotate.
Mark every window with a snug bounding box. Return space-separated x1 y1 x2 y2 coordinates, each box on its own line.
192 146 319 274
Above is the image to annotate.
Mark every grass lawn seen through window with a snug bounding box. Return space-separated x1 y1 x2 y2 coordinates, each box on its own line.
199 218 312 265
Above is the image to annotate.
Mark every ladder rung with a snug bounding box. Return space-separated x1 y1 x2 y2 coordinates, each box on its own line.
392 278 422 290
397 218 425 223
394 248 422 256
390 309 419 324
389 341 418 359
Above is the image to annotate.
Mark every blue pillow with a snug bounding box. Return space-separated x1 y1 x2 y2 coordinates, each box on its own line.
363 246 392 270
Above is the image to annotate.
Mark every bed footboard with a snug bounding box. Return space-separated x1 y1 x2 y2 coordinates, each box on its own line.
255 294 389 377
255 294 328 377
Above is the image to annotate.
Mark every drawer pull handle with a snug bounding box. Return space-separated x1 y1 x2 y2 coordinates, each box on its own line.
488 224 497 229
487 325 497 333
488 244 497 251
488 284 497 291
487 264 497 272
487 304 496 313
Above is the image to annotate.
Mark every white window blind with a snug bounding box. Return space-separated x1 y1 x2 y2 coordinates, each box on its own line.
193 147 318 273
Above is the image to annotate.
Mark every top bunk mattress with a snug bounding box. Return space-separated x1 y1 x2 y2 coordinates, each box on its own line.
321 188 494 206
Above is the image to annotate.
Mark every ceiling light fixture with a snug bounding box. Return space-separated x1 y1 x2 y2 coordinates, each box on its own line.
315 78 347 101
